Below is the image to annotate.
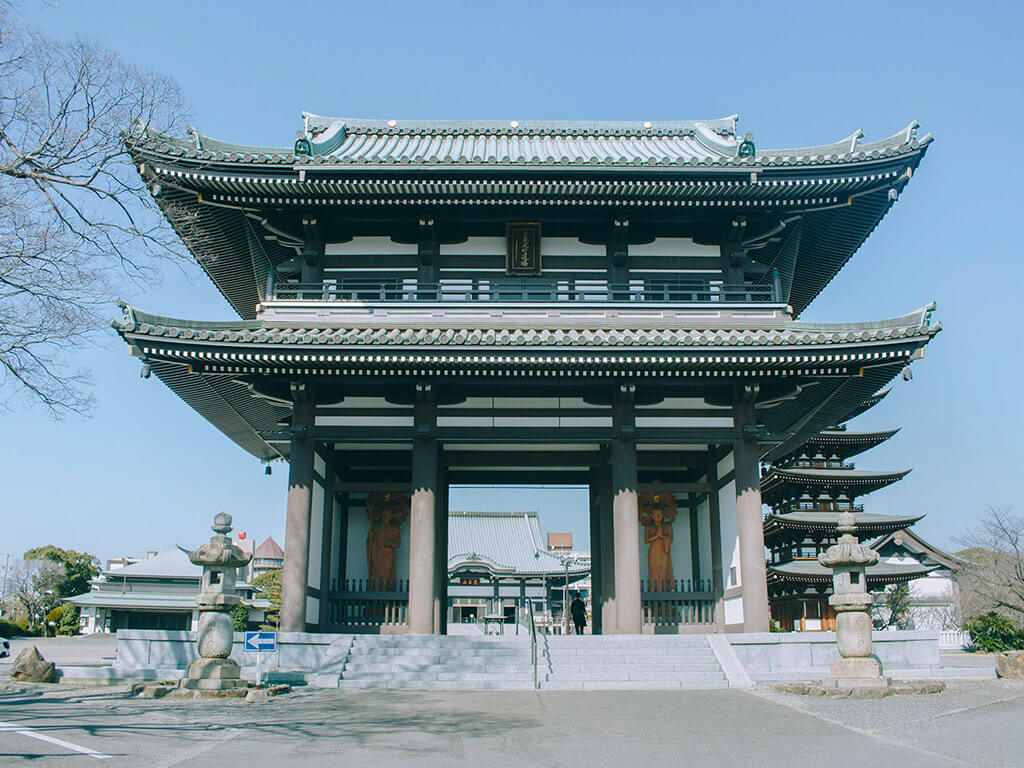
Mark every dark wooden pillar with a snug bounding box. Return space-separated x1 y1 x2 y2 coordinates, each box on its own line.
689 495 701 585
281 383 315 633
434 466 449 635
588 467 603 635
318 456 335 632
706 452 725 631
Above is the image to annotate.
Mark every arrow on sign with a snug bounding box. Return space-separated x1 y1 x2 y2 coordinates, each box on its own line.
244 631 277 652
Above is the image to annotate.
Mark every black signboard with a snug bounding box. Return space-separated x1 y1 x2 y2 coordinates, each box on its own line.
506 223 542 275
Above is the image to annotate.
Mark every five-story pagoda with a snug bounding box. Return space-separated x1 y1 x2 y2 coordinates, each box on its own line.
115 113 938 635
762 389 937 631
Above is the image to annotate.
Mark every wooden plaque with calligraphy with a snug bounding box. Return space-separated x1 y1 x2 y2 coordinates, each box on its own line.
505 223 542 275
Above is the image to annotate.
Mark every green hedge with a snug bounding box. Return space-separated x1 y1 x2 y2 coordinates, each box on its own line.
0 619 40 637
963 613 1024 653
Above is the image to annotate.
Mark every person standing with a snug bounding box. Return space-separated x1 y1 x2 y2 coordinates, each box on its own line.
570 592 587 635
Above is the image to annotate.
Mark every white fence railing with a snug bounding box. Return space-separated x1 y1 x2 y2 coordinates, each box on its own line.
938 629 972 651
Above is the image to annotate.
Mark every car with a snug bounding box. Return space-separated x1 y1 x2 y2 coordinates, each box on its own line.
0 637 9 659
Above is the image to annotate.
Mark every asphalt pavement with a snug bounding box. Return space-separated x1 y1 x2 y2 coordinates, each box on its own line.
0 680 1022 767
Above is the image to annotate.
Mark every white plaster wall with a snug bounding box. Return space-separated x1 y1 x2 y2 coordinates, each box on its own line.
440 237 505 255
627 238 720 257
344 499 411 584
306 596 319 624
307 480 324 589
717 450 739 590
325 237 416 255
724 596 744 626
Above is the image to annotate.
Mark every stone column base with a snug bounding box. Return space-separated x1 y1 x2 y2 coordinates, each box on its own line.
824 656 891 690
181 657 248 691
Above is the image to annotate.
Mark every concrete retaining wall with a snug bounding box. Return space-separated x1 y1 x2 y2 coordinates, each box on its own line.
114 630 337 677
727 630 941 682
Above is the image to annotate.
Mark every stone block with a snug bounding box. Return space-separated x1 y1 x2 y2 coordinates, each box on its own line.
996 651 1024 679
187 657 241 680
10 646 55 683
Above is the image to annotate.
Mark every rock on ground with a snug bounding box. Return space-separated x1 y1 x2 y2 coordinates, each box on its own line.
10 646 55 683
995 651 1024 679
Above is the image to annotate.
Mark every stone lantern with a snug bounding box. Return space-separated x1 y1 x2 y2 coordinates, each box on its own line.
817 512 889 690
181 512 252 692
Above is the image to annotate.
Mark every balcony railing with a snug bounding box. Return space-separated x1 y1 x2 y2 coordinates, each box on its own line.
269 278 780 305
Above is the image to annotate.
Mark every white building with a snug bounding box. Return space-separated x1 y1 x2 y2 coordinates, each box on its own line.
66 547 270 634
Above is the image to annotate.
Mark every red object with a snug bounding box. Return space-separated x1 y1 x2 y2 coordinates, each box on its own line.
238 531 246 539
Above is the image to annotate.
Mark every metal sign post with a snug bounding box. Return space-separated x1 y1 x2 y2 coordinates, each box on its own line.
244 631 277 687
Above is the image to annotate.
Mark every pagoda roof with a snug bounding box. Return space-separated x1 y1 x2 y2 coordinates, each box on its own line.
781 428 900 463
113 302 939 462
768 559 937 585
761 467 910 501
126 117 931 319
835 388 891 426
763 511 924 540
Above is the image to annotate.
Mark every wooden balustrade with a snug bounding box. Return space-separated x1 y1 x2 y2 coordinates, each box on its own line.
323 579 409 629
640 579 716 628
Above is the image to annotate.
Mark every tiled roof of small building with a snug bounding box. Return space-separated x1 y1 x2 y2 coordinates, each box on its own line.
253 536 284 560
447 511 587 577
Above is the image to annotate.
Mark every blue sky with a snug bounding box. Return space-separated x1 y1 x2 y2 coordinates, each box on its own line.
3 0 1021 563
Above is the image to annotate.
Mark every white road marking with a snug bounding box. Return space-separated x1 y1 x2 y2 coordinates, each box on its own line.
0 720 111 760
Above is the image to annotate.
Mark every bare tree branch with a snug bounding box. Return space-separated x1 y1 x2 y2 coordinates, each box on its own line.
954 506 1024 623
0 6 191 415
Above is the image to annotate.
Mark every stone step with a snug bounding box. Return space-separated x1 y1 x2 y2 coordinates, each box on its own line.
540 679 729 691
544 651 712 663
544 664 725 679
337 679 537 691
347 647 531 658
344 663 532 671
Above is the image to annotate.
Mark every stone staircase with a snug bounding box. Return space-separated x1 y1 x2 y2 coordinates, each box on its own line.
323 634 537 690
313 633 730 690
540 635 728 690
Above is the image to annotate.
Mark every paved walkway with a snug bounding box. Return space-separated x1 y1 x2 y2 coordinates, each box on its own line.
0 680 1021 766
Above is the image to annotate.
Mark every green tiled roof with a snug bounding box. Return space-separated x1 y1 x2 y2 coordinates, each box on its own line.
116 302 939 350
133 114 929 170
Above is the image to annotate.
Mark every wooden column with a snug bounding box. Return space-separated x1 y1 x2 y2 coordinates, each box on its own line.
689 496 701 585
611 384 642 634
587 468 603 635
706 453 725 631
280 387 316 633
734 392 770 632
408 383 437 634
317 457 335 632
433 467 449 635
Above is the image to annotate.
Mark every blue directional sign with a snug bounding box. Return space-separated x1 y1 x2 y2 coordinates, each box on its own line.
244 631 277 652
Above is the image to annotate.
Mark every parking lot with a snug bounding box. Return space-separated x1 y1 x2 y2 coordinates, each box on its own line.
1 679 1022 767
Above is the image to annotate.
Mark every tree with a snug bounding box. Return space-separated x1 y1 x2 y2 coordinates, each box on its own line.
58 604 80 636
954 506 1024 624
23 545 99 597
251 569 281 630
6 558 65 634
231 602 249 633
0 6 190 414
